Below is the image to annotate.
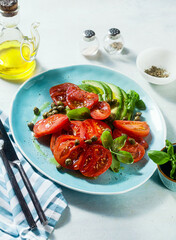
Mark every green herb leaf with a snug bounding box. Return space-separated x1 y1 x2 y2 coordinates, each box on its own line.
111 134 127 152
111 150 134 164
148 150 170 165
110 153 121 172
101 131 113 149
135 99 146 110
66 107 90 120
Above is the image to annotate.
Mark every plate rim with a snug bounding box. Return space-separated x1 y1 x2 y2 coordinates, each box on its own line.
9 64 167 195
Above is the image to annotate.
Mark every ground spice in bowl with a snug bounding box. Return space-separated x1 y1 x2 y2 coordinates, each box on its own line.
144 65 169 78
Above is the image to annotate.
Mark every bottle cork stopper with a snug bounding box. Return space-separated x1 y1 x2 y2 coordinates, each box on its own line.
0 0 18 12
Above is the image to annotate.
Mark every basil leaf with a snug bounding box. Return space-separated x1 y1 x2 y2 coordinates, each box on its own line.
135 99 146 110
112 150 134 164
111 134 127 152
101 131 113 149
148 150 170 165
67 107 90 120
110 153 121 173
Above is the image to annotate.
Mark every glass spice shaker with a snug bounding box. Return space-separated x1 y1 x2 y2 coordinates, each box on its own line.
103 28 124 55
80 30 99 56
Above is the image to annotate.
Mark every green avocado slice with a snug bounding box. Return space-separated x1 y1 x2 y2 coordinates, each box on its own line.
82 80 112 101
106 82 123 120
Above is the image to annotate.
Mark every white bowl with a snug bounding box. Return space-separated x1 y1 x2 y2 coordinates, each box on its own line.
136 47 176 85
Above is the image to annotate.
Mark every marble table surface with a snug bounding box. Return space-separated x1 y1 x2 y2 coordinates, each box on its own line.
0 0 176 239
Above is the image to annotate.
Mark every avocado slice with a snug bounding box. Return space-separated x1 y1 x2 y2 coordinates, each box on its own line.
82 80 112 101
78 83 103 101
119 89 128 119
106 83 123 119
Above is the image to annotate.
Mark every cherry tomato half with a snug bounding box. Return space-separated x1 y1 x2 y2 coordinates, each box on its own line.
53 135 87 170
66 85 99 110
90 101 111 120
113 120 150 138
49 83 77 105
33 114 69 138
79 144 112 177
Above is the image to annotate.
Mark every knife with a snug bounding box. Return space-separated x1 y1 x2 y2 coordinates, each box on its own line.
0 119 48 226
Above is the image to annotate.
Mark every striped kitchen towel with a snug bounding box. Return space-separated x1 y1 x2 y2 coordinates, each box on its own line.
0 111 67 240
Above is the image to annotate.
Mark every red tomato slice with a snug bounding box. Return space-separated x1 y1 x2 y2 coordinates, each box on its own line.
113 120 150 138
49 83 77 105
90 101 111 120
66 85 99 110
121 140 145 163
82 119 111 143
112 129 145 162
53 135 87 170
33 114 69 138
112 128 148 149
79 144 112 177
70 121 85 138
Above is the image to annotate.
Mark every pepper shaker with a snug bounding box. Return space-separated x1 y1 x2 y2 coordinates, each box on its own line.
103 28 124 55
80 30 99 56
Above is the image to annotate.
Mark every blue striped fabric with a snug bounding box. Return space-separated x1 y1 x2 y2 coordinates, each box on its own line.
0 111 67 240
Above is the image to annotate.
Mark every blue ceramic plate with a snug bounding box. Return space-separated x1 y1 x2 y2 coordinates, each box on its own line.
10 65 166 195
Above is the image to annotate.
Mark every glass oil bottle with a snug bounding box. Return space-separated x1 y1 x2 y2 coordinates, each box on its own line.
0 0 40 81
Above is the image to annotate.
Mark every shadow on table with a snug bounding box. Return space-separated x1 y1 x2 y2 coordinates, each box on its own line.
82 48 137 68
53 170 172 233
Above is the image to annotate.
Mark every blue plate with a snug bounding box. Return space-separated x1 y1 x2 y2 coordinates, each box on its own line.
10 65 166 195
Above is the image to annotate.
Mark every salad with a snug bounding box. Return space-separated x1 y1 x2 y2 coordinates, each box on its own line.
30 80 150 178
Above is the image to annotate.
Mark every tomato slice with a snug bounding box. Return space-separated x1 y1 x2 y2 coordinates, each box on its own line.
79 144 112 177
53 135 87 170
113 120 150 138
90 101 111 120
82 119 111 143
49 83 77 105
70 121 85 138
121 140 145 163
33 114 69 138
113 128 148 149
112 129 146 162
66 85 99 110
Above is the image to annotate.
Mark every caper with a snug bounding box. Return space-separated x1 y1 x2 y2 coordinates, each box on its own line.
57 106 65 112
57 101 64 106
135 112 142 116
52 110 59 115
134 116 141 121
33 107 40 115
56 164 62 170
43 112 48 119
75 139 80 146
51 102 56 108
106 99 112 105
91 135 98 142
128 138 136 145
107 113 116 122
65 158 73 166
122 116 128 120
52 106 58 110
85 139 92 144
49 108 53 113
28 122 34 131
47 112 53 117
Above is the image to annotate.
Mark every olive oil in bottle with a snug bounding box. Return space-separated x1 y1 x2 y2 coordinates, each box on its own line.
0 40 36 80
0 0 40 81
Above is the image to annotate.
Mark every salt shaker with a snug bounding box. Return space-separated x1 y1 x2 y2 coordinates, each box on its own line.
103 28 124 55
80 30 99 56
